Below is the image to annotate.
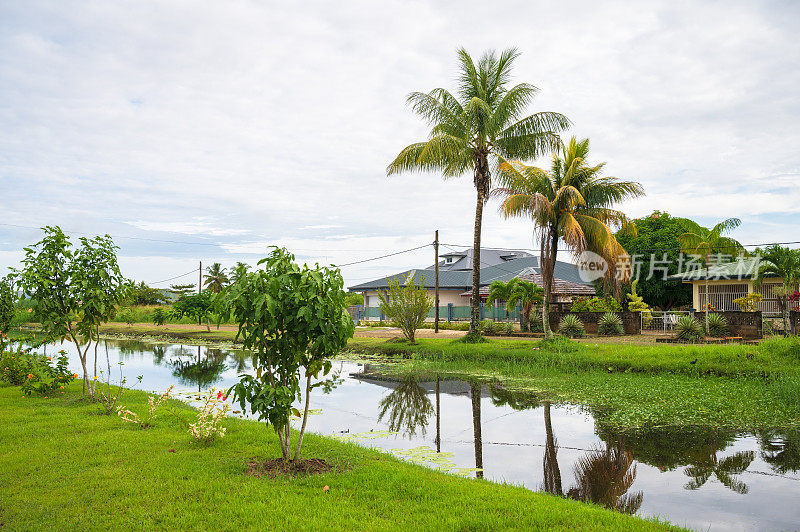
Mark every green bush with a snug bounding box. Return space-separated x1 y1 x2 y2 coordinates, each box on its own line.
558 314 586 338
479 320 499 335
675 315 704 341
705 313 729 338
570 295 622 313
598 312 624 336
0 347 75 395
0 278 13 333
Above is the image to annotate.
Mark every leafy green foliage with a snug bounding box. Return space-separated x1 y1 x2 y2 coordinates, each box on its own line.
172 292 215 331
0 277 13 334
345 292 364 306
570 296 622 313
12 226 127 395
203 263 229 293
378 275 433 343
125 281 168 306
598 312 624 336
626 280 652 326
733 293 762 312
152 307 169 326
224 247 354 460
558 314 586 338
705 313 729 338
615 212 694 310
754 245 800 336
169 283 196 298
0 347 74 395
674 315 704 341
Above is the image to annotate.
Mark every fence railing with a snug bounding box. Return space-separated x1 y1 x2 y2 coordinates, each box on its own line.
640 310 694 334
357 303 523 323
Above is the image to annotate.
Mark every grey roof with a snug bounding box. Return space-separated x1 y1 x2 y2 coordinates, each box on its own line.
349 254 591 291
428 248 534 271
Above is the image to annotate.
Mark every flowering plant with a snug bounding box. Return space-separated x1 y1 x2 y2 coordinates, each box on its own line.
117 385 174 428
188 389 231 444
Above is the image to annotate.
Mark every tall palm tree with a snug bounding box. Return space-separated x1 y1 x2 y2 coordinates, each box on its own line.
487 280 515 322
231 261 251 284
203 262 230 293
387 48 570 336
753 245 800 336
678 218 742 333
496 137 644 338
377 376 433 438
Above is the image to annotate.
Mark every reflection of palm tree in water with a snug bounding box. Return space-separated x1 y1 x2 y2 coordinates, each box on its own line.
471 381 483 479
758 429 800 474
541 401 642 515
377 376 433 438
170 346 226 390
683 447 755 494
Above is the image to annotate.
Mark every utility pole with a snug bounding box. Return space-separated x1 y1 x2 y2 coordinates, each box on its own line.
198 260 202 326
434 230 440 333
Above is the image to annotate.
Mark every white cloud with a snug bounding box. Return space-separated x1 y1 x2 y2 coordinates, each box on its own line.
1 0 798 286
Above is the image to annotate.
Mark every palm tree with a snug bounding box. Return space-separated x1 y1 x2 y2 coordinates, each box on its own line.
377 376 433 438
387 48 570 336
203 263 229 293
678 218 742 333
753 245 800 336
568 444 644 515
487 280 515 322
507 278 544 332
496 137 644 338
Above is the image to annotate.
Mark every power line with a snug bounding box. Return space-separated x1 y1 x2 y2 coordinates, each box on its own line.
335 243 432 267
147 269 199 285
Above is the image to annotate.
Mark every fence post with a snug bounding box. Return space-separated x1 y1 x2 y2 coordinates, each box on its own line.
447 303 453 323
480 302 485 321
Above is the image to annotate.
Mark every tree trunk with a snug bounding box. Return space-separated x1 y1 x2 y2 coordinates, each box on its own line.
293 374 312 460
435 377 441 453
470 381 483 479
782 297 790 337
704 260 710 335
542 229 558 339
470 188 485 336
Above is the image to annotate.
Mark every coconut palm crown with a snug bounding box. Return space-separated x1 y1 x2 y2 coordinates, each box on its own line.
753 245 800 336
496 137 644 338
203 263 230 293
387 47 570 336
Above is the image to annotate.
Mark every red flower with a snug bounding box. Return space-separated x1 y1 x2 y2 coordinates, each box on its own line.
217 391 223 400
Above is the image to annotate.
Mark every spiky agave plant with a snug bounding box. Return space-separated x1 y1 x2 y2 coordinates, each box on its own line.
558 314 586 338
598 312 624 336
705 313 729 338
675 315 704 342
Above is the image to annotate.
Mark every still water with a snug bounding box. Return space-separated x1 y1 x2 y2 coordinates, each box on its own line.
31 339 800 531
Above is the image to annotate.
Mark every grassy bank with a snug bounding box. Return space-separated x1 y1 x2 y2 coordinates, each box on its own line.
0 383 677 531
348 336 800 430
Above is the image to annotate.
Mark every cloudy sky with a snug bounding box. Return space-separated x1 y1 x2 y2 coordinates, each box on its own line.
1 0 798 288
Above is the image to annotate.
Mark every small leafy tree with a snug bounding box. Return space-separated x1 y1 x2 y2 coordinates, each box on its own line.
13 227 128 396
626 280 652 326
172 292 214 331
378 274 433 343
126 281 168 305
225 248 354 461
0 276 14 334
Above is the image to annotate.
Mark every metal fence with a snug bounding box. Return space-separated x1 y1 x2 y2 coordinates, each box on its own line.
640 310 694 334
358 303 522 323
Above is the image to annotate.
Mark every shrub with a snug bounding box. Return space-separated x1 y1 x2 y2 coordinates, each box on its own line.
558 314 586 338
378 274 433 344
0 347 75 396
152 308 169 326
675 315 704 341
733 293 762 312
0 278 13 334
118 307 136 326
598 312 624 336
626 280 652 326
479 320 499 335
189 389 231 444
117 386 174 428
570 295 622 313
705 313 729 338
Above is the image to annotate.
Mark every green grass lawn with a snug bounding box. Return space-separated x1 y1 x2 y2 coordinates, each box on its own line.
0 383 679 531
347 336 800 430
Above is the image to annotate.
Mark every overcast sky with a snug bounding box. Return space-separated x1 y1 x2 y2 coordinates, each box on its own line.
1 0 798 288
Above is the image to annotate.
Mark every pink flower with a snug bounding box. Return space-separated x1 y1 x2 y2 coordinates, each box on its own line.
217 390 223 399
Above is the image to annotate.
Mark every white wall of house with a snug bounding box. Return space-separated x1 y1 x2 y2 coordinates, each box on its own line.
689 279 790 312
360 288 467 308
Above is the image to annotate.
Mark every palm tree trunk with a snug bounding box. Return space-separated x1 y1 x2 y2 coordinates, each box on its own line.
470 188 485 336
704 256 710 335
542 229 558 339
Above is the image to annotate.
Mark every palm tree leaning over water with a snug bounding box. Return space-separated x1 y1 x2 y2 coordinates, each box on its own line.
387 47 570 336
496 137 643 338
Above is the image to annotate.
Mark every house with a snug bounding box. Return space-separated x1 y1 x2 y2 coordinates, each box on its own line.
348 248 595 321
668 257 798 315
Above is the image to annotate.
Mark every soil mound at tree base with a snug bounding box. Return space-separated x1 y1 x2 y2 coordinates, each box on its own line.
246 458 332 478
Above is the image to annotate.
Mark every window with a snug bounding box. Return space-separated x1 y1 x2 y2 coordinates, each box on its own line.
445 256 455 264
698 283 747 311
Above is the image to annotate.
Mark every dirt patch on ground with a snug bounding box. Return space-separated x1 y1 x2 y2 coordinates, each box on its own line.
246 458 333 478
